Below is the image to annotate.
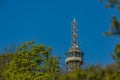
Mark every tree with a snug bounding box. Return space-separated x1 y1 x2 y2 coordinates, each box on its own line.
111 44 120 64
100 0 120 79
58 64 105 80
3 41 59 80
100 0 120 36
0 54 14 80
104 16 120 36
0 45 15 80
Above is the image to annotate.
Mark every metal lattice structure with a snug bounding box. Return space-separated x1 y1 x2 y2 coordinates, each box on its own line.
65 18 83 72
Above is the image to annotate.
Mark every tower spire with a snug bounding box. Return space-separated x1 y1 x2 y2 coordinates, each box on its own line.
71 18 78 49
65 18 83 72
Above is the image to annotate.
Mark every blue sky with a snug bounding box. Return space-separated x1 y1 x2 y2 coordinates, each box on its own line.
0 0 120 66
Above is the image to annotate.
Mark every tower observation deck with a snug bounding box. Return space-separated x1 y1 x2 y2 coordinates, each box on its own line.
65 18 83 72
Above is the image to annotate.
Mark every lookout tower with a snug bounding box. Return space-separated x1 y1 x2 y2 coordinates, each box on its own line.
65 18 83 72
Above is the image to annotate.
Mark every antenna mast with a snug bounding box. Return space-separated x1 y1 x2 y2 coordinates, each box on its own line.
71 18 78 48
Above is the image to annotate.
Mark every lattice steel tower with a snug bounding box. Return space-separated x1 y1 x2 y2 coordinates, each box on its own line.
65 18 83 72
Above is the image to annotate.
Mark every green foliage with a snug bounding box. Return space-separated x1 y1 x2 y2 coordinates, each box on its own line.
2 41 59 80
100 0 120 36
58 64 120 80
104 16 120 36
0 53 14 80
0 41 119 80
100 0 120 9
111 44 120 62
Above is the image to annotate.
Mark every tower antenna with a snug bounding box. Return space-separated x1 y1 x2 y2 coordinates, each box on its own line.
71 18 78 49
65 18 84 72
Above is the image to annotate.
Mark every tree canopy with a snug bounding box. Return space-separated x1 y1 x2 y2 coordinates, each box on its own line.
1 41 59 80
